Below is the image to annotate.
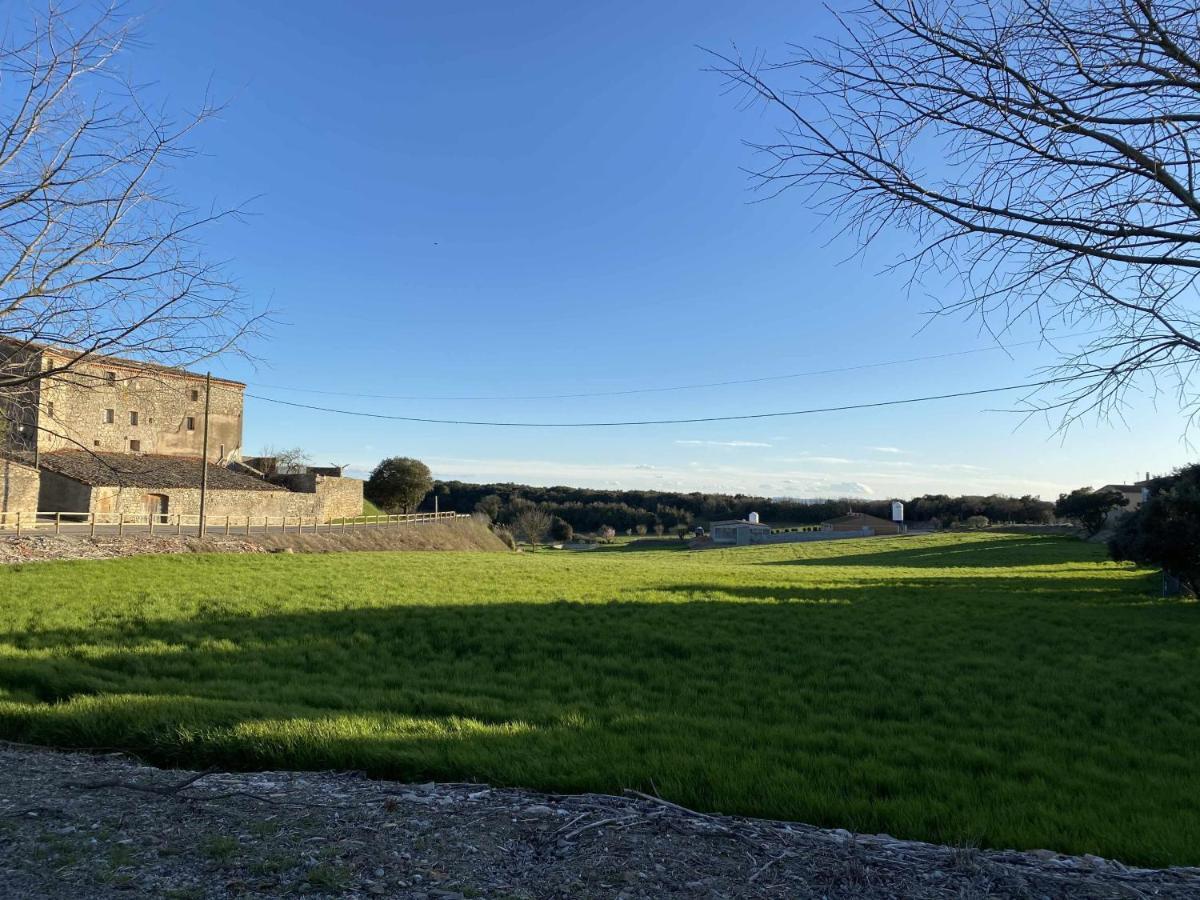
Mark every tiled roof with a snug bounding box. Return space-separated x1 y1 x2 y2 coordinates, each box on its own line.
38 451 284 491
0 336 245 387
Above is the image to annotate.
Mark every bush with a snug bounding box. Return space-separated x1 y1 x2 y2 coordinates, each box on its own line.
965 515 990 529
598 525 616 542
1109 465 1200 596
550 517 574 543
635 524 648 536
493 526 516 550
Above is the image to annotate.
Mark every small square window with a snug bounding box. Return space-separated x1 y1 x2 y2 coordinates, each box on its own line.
46 401 53 417
129 439 140 452
105 371 116 384
185 416 195 431
103 408 114 424
190 389 200 402
129 411 139 426
93 440 100 447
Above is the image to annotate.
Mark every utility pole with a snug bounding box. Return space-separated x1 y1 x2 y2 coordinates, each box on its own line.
198 372 211 538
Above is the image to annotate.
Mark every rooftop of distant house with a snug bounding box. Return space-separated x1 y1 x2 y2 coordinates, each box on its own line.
0 336 245 388
38 451 281 491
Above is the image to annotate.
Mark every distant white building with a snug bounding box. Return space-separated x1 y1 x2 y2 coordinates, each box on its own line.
710 513 771 546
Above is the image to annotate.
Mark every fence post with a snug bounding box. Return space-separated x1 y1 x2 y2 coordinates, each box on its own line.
245 516 251 536
55 511 61 535
224 515 231 536
118 513 124 537
149 511 155 536
15 511 21 537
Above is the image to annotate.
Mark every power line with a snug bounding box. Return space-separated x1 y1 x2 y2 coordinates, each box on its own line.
244 375 1064 428
246 331 1105 402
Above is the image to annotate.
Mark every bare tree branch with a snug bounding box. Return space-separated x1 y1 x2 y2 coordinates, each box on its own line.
0 2 265 439
708 0 1200 428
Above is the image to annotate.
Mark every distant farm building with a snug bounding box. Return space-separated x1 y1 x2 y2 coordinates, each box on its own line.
710 512 771 546
821 512 902 536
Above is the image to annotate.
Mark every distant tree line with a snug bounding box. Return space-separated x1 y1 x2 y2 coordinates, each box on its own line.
422 481 1054 534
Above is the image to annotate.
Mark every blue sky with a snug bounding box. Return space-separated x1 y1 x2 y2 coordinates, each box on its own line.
123 0 1190 498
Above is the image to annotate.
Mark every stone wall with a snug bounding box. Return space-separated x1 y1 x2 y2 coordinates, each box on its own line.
53 475 363 523
0 459 39 517
35 351 244 461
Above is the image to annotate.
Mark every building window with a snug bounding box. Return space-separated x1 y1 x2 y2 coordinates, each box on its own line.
93 440 100 447
129 439 140 452
129 411 139 426
103 408 114 424
189 389 200 402
46 401 53 418
185 416 195 431
105 371 116 384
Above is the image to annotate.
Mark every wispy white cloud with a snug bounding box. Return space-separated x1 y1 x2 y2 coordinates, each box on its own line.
675 439 772 448
870 446 905 454
413 454 1063 500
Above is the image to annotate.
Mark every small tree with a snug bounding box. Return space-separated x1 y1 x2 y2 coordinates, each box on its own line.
514 506 553 549
1055 487 1129 537
965 515 990 530
260 446 312 476
365 457 433 514
635 523 648 536
1109 466 1200 596
653 522 665 536
598 525 616 543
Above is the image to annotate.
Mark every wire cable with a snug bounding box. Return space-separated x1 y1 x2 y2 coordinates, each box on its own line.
245 375 1065 428
245 330 1106 402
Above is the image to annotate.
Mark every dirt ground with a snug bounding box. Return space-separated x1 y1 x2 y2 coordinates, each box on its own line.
0 519 506 564
1 744 1197 899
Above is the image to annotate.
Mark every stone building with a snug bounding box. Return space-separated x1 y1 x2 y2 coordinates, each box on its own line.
36 452 362 522
0 341 363 522
0 339 244 461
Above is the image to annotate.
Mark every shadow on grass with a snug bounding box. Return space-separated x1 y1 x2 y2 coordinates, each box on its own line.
761 536 1087 569
0 572 1196 865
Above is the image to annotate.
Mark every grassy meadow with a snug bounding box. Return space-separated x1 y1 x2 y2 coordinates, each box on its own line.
0 532 1197 866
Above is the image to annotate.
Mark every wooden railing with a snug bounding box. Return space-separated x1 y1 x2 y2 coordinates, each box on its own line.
0 510 467 536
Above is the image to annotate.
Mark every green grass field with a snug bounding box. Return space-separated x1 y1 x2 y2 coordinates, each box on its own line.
0 532 1196 865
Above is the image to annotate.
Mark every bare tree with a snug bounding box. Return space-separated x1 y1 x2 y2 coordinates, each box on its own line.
259 445 312 476
710 1 1200 427
513 505 553 549
0 4 262 428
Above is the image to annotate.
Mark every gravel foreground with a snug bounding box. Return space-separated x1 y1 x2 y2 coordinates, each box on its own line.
1 746 1198 898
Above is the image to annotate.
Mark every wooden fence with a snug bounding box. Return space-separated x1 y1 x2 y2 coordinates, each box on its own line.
0 510 467 537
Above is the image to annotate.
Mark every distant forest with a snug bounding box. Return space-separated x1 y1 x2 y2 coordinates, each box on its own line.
421 481 1055 534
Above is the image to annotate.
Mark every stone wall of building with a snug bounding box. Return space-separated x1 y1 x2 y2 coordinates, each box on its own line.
35 352 245 461
69 476 363 523
0 458 40 518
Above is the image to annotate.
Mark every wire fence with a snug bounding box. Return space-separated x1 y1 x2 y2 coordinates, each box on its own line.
0 509 467 537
